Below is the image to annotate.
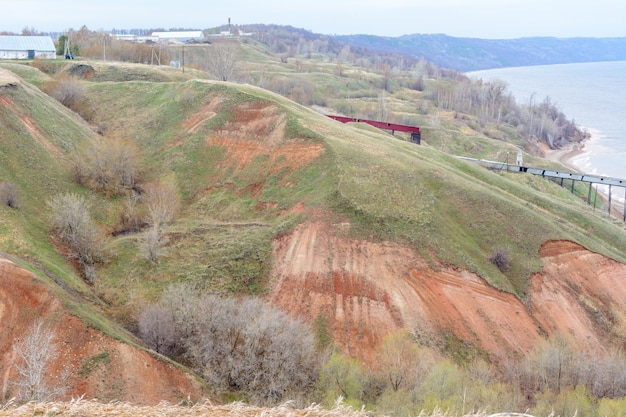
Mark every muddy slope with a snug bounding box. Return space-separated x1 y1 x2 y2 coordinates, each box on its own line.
0 258 205 403
269 221 626 363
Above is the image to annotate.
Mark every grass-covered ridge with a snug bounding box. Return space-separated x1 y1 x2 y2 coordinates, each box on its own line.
3 55 625 312
83 66 626 302
299 108 626 297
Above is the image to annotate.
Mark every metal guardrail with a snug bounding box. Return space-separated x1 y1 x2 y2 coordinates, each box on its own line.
457 156 626 222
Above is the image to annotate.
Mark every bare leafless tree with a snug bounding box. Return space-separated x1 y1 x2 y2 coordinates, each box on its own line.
139 225 168 264
74 137 143 196
137 304 178 356
160 282 199 340
205 41 239 82
47 192 106 282
142 181 180 228
11 320 69 402
161 285 321 404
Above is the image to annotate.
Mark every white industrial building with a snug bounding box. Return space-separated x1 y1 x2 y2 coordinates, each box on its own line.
151 31 203 42
0 36 56 59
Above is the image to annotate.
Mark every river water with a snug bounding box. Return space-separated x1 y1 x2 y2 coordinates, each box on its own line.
469 61 626 205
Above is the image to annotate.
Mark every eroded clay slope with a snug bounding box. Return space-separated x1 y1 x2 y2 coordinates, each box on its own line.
0 257 205 404
530 240 626 351
269 222 626 363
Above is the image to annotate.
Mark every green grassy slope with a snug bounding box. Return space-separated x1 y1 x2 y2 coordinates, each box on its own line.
0 70 96 290
85 72 625 302
1 51 625 332
293 105 626 296
0 65 153 347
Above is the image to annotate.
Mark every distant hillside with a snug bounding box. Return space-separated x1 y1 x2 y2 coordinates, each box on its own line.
334 34 626 71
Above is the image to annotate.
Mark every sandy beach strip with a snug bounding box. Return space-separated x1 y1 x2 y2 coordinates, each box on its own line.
542 136 625 223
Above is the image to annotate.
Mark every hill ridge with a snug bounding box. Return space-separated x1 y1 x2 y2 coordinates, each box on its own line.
334 33 626 71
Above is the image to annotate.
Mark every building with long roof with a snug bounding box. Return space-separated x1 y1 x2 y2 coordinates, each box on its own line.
0 36 56 59
151 31 203 42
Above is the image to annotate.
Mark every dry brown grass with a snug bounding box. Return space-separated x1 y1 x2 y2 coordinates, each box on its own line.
0 68 20 87
0 398 497 417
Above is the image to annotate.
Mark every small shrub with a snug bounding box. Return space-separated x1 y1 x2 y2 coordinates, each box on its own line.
490 246 511 272
0 180 20 208
142 180 180 228
47 192 106 282
31 57 59 75
42 74 93 120
74 137 143 196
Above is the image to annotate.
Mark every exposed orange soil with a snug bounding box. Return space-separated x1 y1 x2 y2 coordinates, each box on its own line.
206 102 324 174
269 221 626 364
530 241 626 349
0 258 205 404
188 101 325 203
4 67 626 405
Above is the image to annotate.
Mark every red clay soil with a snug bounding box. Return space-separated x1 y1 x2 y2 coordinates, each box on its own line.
269 221 626 364
0 258 205 404
206 102 324 175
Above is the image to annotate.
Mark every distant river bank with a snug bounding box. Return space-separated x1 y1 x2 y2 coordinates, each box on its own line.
468 61 626 209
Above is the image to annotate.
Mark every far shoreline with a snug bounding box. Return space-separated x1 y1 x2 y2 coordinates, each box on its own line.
541 140 585 173
542 134 625 224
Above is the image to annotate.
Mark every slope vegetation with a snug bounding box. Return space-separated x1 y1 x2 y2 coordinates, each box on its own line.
1 48 625 406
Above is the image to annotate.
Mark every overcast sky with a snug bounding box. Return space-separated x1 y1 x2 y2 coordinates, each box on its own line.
2 0 626 39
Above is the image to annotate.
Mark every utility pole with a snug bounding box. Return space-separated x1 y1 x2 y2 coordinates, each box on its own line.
182 44 185 73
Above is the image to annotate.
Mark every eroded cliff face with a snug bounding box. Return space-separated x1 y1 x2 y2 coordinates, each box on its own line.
530 241 626 350
3 221 624 403
269 221 626 363
0 258 205 404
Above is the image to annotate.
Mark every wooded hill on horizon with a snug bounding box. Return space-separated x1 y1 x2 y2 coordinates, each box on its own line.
197 24 626 71
21 23 626 71
1 24 626 416
334 33 626 71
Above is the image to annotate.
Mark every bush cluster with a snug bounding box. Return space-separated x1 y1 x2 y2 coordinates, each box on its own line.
138 283 324 404
42 74 93 120
74 137 143 196
318 332 626 416
47 192 107 283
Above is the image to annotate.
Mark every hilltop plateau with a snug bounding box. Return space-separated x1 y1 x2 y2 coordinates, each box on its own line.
1 29 626 415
